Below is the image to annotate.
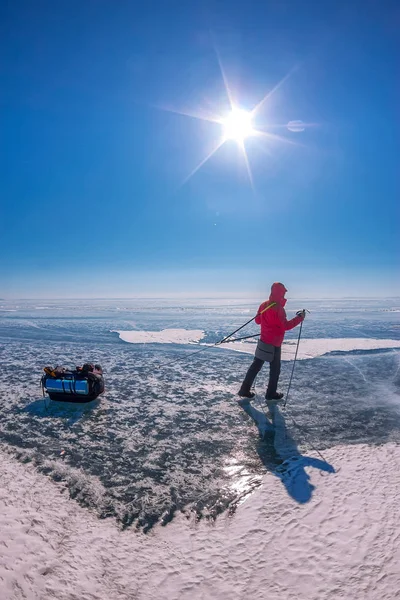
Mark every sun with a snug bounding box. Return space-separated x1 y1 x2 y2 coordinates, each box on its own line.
158 64 306 191
222 108 255 142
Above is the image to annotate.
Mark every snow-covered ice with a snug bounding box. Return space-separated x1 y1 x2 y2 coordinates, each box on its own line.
115 329 400 360
220 336 400 360
114 328 204 345
1 442 399 600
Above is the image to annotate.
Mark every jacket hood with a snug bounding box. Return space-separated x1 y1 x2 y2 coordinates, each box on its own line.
269 282 287 306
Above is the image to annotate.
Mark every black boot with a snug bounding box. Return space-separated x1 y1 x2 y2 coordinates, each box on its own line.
265 392 284 401
238 389 255 399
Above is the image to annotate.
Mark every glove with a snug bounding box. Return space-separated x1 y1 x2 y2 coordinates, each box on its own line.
296 309 306 320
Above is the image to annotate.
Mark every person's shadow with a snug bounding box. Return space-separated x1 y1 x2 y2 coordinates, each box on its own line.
238 397 335 503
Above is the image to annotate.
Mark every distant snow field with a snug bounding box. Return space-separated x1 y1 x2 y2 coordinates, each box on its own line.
1 442 399 600
115 328 400 360
223 337 400 360
114 328 205 344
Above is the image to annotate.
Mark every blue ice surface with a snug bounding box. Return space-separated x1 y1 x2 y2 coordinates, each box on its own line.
0 298 399 530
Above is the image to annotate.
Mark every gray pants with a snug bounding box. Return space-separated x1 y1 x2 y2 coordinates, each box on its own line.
239 346 281 397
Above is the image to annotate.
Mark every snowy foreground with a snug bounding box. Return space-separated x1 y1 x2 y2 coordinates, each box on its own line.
1 298 399 599
1 442 399 600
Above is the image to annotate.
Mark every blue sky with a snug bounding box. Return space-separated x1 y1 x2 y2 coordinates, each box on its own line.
1 0 398 299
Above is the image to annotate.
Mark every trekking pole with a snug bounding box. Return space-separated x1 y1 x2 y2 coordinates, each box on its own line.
215 315 257 345
216 302 275 345
283 319 303 409
156 318 259 369
159 302 276 369
222 333 260 343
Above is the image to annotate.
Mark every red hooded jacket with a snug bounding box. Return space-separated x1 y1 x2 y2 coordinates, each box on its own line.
255 282 303 347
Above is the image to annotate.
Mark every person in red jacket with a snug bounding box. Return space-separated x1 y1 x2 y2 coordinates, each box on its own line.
238 282 305 401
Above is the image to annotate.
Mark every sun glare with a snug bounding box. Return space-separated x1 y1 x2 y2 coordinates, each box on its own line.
160 62 305 192
222 108 255 142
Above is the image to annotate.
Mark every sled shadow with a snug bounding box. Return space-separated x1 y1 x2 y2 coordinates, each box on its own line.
20 396 101 426
239 398 335 504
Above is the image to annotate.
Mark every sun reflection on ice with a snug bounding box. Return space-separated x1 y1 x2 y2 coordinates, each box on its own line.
223 456 263 503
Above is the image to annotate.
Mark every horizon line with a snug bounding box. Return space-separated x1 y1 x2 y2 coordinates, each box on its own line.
1 295 399 301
